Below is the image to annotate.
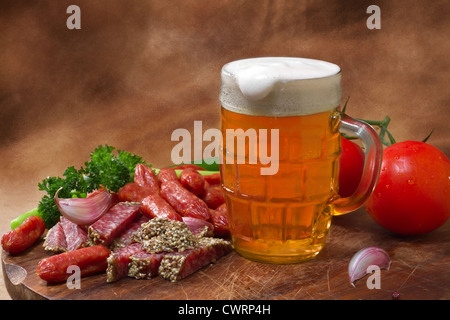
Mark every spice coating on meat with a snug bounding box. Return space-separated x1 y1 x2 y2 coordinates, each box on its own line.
131 217 198 253
158 237 232 282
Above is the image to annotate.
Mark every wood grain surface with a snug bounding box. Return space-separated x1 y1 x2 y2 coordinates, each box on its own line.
1 1 449 300
3 208 449 300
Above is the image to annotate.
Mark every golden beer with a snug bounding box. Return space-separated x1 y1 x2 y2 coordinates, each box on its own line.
219 57 382 264
221 108 341 263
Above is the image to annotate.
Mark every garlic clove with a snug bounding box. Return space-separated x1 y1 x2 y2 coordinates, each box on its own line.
54 187 112 225
348 246 391 287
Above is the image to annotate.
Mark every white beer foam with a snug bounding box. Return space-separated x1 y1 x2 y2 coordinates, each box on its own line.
220 57 341 116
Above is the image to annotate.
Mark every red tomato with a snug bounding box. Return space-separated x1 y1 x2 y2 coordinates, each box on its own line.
365 141 450 235
339 137 365 197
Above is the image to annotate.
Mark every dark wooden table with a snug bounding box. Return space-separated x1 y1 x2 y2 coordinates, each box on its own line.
3 207 449 300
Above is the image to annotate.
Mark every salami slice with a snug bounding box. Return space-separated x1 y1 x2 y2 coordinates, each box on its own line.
60 216 89 251
109 215 148 250
158 237 232 282
106 242 145 282
43 222 67 253
128 251 166 279
88 202 141 246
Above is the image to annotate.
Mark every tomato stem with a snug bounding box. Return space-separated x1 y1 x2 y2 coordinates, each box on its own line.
341 97 396 146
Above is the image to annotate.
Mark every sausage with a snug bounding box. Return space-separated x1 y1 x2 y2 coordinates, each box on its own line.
141 194 183 221
36 245 111 283
157 167 180 185
1 215 46 255
134 163 160 194
203 173 221 186
209 208 230 238
160 181 211 221
171 164 206 171
180 168 206 196
117 182 151 202
201 186 225 209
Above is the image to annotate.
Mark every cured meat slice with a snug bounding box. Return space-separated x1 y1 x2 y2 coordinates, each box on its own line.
158 237 232 282
160 180 211 221
132 218 197 253
43 222 67 253
182 217 214 238
140 193 183 221
109 215 148 250
127 251 166 279
60 216 89 251
37 245 111 283
106 242 145 282
88 202 141 246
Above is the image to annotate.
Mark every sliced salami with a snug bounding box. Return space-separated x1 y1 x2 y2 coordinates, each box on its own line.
88 202 141 247
128 251 166 279
109 215 149 250
158 237 232 282
43 221 67 253
106 242 145 282
60 216 89 251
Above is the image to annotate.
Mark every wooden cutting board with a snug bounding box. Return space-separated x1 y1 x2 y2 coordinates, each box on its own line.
2 208 449 300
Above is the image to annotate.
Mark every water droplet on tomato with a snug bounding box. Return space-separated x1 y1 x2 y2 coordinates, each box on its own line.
394 155 400 160
385 184 390 189
407 179 415 185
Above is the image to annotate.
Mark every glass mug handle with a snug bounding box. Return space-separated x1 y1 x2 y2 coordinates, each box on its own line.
332 113 383 215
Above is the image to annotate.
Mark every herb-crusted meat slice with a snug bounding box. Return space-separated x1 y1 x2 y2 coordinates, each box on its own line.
128 251 166 279
43 221 67 253
131 217 198 253
88 202 141 246
106 242 145 282
109 215 148 250
158 237 232 282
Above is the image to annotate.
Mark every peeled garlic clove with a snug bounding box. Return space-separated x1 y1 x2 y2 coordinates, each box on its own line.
54 187 112 225
348 246 391 287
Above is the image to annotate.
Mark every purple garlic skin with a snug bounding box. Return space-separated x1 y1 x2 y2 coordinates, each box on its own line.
348 246 391 286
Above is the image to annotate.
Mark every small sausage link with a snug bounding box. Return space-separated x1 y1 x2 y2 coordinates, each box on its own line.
180 168 206 196
201 186 225 209
134 163 160 194
36 245 111 283
141 194 183 221
157 167 180 185
1 215 46 255
160 181 211 221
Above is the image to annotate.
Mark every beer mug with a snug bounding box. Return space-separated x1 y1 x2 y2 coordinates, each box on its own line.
219 57 383 264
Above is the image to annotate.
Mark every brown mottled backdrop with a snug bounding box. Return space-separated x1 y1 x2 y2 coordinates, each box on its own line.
0 0 449 299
